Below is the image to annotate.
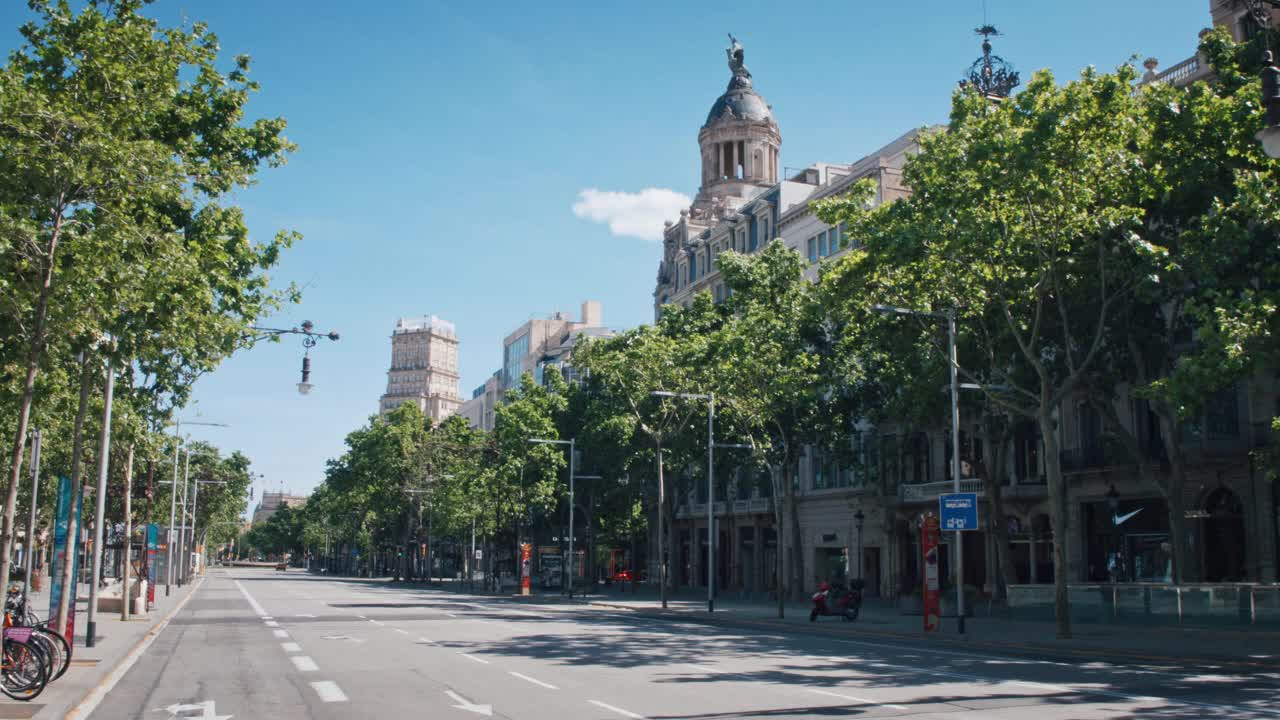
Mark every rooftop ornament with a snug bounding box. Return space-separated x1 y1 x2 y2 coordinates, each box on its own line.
961 25 1021 99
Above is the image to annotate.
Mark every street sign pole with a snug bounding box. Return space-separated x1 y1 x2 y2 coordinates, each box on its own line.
947 309 965 635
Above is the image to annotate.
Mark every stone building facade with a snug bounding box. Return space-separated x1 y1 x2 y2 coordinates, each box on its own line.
653 16 1278 604
378 315 461 423
457 301 611 432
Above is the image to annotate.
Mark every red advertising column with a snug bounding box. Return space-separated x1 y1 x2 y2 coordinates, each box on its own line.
922 514 941 633
520 543 532 596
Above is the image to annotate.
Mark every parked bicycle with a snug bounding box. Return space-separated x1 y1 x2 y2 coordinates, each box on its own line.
0 584 72 700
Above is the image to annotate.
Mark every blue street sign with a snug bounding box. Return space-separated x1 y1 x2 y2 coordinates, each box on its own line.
939 493 979 531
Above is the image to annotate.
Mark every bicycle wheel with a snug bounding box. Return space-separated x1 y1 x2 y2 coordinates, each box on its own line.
32 626 69 681
0 640 48 700
26 632 60 683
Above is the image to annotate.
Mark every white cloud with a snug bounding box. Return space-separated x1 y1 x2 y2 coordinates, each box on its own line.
572 188 691 242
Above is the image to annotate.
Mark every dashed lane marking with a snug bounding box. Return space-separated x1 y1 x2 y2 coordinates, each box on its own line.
310 681 348 703
281 642 302 653
806 688 908 711
272 629 289 639
458 653 490 665
291 656 319 672
509 672 558 690
588 700 646 719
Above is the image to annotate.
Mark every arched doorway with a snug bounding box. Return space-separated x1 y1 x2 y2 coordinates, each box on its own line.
1203 488 1246 582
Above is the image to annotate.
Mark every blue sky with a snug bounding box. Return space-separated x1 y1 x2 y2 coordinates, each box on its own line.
0 1 1209 502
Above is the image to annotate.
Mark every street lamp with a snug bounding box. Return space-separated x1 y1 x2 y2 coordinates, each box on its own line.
1242 1 1280 157
164 420 227 596
650 390 750 612
872 303 966 634
247 320 340 395
854 508 866 584
529 438 577 596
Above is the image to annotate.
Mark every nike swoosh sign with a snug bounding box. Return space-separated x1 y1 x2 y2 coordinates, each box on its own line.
1112 508 1143 526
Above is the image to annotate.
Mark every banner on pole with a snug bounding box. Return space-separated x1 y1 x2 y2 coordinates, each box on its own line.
146 524 159 606
48 476 84 643
922 514 941 633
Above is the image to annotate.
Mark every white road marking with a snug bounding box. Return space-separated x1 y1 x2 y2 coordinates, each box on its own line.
444 689 493 716
509 671 558 690
394 628 410 635
234 579 268 616
262 616 273 620
458 652 490 664
827 654 1280 717
588 700 646 719
446 613 458 617
368 619 384 626
291 656 319 672
295 613 317 618
310 680 348 703
806 688 908 710
281 642 302 653
417 637 437 645
63 575 207 720
272 630 289 639
682 663 724 674
356 615 367 619
264 620 280 627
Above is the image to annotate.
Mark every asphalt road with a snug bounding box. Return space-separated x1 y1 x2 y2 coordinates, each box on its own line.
86 569 1280 719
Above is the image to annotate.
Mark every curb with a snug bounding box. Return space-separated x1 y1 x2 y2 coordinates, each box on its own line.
62 574 206 720
582 600 1280 671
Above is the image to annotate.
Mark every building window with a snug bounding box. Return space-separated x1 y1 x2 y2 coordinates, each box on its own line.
807 236 817 262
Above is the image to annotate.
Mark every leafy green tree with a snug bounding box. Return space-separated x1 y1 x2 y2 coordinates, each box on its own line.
712 241 828 613
821 67 1154 638
0 0 296 588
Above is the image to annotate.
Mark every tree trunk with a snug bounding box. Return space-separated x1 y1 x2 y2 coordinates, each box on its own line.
979 420 1017 599
55 352 95 637
1037 404 1072 639
783 463 804 602
2 215 65 593
1155 410 1190 583
770 464 786 619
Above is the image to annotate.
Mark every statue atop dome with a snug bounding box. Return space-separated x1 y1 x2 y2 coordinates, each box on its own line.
726 33 752 85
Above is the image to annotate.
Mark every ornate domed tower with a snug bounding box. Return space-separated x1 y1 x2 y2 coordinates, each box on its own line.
692 35 781 215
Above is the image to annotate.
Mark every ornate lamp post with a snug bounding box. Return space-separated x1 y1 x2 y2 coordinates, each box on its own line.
247 321 340 395
1245 1 1280 156
960 25 1020 100
854 508 866 584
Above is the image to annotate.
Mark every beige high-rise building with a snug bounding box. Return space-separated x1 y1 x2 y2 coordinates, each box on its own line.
379 315 461 423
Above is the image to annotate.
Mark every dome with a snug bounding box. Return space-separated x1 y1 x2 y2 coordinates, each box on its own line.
705 82 774 126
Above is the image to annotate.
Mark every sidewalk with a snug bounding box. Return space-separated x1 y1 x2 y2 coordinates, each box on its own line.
0 577 202 720
576 587 1280 669
419 578 1280 670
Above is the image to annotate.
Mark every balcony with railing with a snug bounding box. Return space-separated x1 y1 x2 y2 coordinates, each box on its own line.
676 496 773 519
1142 54 1211 88
898 478 984 503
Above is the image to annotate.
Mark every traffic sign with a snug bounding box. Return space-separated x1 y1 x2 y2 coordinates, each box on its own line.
939 492 978 531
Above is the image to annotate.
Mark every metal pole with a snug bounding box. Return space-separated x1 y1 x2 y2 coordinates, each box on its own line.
86 358 116 648
178 452 190 586
22 430 41 608
122 445 134 621
469 517 475 592
190 477 202 577
567 438 576 598
948 310 966 634
166 422 179 596
708 393 715 613
657 440 667 609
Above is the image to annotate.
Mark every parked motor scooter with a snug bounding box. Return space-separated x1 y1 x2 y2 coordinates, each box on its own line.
809 579 863 622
